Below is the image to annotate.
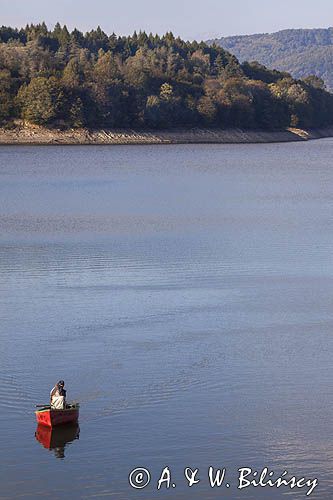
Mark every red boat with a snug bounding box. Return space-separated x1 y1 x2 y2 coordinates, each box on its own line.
35 404 80 428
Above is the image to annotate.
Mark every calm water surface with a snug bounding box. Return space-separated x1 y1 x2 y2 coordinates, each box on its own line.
0 142 333 499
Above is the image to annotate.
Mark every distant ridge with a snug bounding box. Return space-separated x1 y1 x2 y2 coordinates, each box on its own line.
208 27 333 90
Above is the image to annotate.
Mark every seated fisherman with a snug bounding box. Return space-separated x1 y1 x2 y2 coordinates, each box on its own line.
50 380 67 409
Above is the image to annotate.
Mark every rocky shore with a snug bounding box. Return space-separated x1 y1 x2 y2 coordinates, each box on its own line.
0 125 333 145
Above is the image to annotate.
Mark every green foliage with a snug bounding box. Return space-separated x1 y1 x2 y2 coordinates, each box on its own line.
17 77 63 125
197 95 217 124
0 70 13 123
68 97 84 128
0 23 332 130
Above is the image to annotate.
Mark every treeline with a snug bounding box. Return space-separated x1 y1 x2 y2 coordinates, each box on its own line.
0 23 333 130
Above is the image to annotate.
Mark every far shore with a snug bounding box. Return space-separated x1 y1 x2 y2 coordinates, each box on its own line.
0 125 333 145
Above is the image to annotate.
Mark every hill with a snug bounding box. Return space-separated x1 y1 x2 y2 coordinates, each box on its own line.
209 28 333 91
1 23 333 131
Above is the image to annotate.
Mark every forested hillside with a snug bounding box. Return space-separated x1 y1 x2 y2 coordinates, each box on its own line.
209 28 333 91
1 23 333 130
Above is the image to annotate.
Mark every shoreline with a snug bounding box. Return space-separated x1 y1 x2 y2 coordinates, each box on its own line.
0 126 333 145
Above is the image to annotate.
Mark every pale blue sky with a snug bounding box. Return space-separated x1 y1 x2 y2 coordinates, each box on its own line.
2 0 333 40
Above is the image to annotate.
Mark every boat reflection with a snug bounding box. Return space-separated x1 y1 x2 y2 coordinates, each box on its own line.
35 424 80 459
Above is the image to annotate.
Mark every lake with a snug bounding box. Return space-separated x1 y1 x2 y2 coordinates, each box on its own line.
0 141 333 499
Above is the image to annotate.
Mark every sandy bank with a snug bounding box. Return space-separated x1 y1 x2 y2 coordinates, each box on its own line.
0 126 333 145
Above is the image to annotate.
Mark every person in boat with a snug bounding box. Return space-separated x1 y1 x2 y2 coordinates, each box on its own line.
50 380 67 410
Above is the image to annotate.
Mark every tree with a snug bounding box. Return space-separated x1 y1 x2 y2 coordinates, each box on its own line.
85 26 109 52
17 77 64 125
124 48 151 89
88 51 124 127
94 51 120 83
68 97 84 128
190 50 210 76
303 75 326 90
53 23 70 47
160 82 173 100
0 70 13 123
62 58 84 88
197 95 217 124
145 95 162 127
70 28 85 47
270 78 313 127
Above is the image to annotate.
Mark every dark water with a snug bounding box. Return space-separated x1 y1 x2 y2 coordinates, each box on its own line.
0 142 333 499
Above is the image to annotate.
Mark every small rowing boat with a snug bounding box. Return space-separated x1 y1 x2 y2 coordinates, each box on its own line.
35 403 80 428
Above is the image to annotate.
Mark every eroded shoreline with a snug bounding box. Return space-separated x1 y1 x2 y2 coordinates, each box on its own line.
0 126 333 145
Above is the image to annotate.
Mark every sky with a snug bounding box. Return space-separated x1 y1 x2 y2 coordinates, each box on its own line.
2 0 333 40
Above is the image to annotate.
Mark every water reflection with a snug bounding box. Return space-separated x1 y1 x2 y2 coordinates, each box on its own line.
35 424 80 459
